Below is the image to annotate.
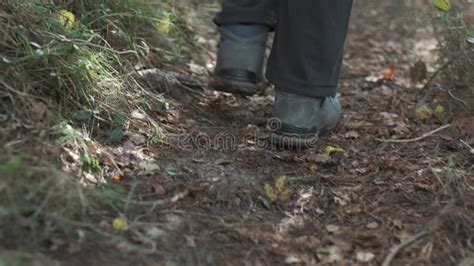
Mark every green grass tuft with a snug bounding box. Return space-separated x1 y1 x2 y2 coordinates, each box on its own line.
0 0 193 253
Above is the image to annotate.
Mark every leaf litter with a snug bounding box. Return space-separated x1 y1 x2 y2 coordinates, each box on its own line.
52 2 474 265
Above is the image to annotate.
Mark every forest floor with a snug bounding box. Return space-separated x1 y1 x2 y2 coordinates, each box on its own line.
6 1 474 266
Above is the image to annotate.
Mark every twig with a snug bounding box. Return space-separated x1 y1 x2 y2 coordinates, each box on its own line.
430 167 445 187
376 124 451 143
460 139 474 154
420 59 454 92
382 231 428 266
123 189 189 207
460 139 473 149
448 90 470 109
419 51 462 95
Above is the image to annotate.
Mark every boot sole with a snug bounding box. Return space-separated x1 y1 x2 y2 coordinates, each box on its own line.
268 120 342 150
208 76 256 96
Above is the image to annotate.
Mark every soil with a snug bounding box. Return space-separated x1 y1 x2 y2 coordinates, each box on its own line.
37 1 473 266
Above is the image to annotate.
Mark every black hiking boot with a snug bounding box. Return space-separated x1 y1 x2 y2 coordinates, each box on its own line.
209 26 268 96
269 90 342 149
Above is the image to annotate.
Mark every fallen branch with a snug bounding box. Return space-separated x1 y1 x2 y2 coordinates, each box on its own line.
124 189 189 207
382 231 428 266
377 124 451 143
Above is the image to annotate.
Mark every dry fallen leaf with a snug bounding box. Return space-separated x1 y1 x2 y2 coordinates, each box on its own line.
393 218 403 229
29 101 48 121
366 222 379 229
415 105 432 121
326 224 340 233
131 109 147 120
185 235 196 248
152 183 166 196
264 176 292 202
380 112 401 127
344 131 360 139
356 251 375 262
345 206 362 214
306 154 331 164
317 246 343 263
285 256 303 264
334 192 351 206
382 66 397 81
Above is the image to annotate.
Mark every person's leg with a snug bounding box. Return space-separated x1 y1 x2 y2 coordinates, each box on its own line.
210 0 275 95
267 0 353 98
213 0 275 29
268 0 353 148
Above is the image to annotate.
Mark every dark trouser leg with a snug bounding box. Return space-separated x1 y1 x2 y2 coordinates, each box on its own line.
266 0 353 98
213 0 276 29
211 0 275 95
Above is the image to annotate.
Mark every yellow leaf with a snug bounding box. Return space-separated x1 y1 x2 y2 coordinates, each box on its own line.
275 176 287 193
87 140 98 154
156 16 172 34
434 104 446 120
264 183 277 201
415 104 432 121
112 218 128 231
434 0 452 12
324 146 345 156
279 187 291 201
57 10 76 30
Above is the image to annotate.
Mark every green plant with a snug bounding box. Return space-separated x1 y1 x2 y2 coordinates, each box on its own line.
0 154 128 250
0 0 191 138
0 0 194 254
431 0 474 111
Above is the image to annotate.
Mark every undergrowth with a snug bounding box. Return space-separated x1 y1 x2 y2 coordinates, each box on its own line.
0 0 189 123
431 0 474 112
0 0 193 254
0 155 125 249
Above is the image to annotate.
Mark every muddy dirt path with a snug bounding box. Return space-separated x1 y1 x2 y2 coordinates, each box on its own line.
59 2 473 266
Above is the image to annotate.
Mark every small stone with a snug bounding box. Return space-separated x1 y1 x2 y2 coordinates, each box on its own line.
366 222 379 229
139 161 161 175
326 224 340 233
356 251 375 262
131 109 146 120
129 133 147 145
146 226 166 240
